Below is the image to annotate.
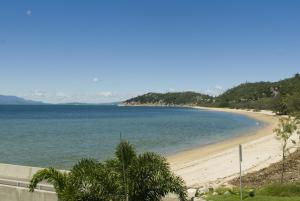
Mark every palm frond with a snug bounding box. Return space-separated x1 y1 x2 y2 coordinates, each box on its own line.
128 152 187 201
29 168 67 194
115 140 137 170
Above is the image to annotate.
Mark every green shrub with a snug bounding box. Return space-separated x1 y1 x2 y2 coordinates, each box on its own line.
249 190 255 197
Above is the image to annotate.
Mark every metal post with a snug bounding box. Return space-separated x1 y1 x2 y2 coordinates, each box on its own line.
239 144 243 201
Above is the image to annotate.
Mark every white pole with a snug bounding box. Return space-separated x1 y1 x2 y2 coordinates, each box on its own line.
239 144 243 201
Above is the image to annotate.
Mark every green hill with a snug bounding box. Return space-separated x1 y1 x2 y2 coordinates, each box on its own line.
125 73 300 115
125 91 213 106
215 73 300 114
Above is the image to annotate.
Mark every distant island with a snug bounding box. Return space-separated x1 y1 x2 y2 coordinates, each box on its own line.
0 95 45 105
125 73 300 115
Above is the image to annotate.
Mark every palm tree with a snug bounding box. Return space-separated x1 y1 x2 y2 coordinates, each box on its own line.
127 152 187 201
114 141 187 201
115 140 137 201
29 159 122 201
29 141 187 201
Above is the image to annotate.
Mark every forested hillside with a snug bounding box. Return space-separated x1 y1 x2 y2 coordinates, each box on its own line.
125 74 300 115
215 73 300 114
125 92 213 106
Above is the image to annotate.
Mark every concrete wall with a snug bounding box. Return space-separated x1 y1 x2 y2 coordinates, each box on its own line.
0 185 57 201
0 163 43 181
0 163 57 201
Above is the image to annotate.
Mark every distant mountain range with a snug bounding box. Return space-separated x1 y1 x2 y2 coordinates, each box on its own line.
0 95 45 105
0 95 121 105
125 73 300 115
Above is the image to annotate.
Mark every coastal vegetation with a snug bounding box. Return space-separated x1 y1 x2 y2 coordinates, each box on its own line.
273 117 300 183
125 74 300 115
230 149 300 188
206 183 300 201
215 73 300 115
29 141 187 201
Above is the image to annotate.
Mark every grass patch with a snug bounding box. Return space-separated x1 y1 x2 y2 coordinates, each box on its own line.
206 183 300 201
258 183 300 197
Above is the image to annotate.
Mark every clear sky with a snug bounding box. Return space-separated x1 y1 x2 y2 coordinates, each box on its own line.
0 1 299 103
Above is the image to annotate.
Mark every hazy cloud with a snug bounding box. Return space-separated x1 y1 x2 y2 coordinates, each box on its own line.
20 91 134 104
203 85 225 96
98 91 113 97
167 88 176 92
33 90 46 97
215 85 223 90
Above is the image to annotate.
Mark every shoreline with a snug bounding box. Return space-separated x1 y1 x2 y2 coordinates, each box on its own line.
168 106 277 158
167 106 299 189
0 105 297 191
123 104 290 188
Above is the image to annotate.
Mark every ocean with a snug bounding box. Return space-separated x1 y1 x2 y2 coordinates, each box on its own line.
0 105 262 169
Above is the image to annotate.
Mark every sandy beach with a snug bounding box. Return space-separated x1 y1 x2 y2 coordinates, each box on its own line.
168 107 299 189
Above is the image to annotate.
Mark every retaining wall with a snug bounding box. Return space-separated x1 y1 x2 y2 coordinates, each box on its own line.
0 185 57 201
0 163 57 201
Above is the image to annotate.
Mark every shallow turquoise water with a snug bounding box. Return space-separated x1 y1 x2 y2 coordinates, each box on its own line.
0 105 262 169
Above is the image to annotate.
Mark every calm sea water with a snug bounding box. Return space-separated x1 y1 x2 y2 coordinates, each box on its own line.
0 105 262 169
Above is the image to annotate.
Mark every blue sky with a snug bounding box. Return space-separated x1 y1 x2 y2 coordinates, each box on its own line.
0 1 299 103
